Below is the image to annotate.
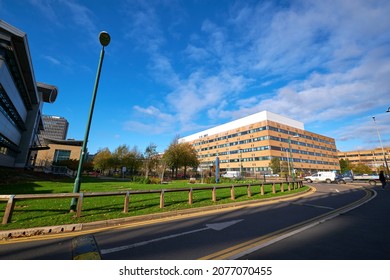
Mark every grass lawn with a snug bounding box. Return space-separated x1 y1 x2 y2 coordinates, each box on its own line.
0 175 309 231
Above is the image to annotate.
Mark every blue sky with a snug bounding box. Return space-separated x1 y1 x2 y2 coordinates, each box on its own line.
1 0 390 154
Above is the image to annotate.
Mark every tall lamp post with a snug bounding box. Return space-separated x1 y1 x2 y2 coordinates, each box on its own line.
372 116 390 177
70 31 111 211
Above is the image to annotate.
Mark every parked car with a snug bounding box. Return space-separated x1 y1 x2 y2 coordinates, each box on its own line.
221 171 242 178
335 174 354 184
304 171 337 183
353 173 380 186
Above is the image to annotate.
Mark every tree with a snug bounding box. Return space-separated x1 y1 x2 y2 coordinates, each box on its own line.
123 146 143 176
163 136 199 178
143 143 159 179
351 163 372 174
269 157 281 174
163 137 182 178
339 158 352 174
180 142 199 178
93 148 112 175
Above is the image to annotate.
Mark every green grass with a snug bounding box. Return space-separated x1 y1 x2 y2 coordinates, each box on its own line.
0 176 309 230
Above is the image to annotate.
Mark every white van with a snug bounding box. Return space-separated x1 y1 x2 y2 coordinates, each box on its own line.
221 171 242 178
304 171 337 183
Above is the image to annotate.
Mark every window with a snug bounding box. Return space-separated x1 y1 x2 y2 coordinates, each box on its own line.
54 149 71 162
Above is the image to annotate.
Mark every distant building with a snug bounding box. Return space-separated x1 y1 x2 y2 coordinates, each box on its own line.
338 147 390 172
35 138 83 167
0 20 58 168
179 111 340 176
38 115 69 144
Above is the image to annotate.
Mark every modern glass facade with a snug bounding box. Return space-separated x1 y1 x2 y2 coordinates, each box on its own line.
0 20 58 167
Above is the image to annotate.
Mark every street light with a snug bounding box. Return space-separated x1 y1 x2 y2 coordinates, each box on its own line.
70 31 111 211
372 116 390 177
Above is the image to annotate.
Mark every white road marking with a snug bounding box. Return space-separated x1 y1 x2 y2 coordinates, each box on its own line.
101 219 243 255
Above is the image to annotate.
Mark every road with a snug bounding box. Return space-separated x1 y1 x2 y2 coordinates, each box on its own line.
0 183 386 260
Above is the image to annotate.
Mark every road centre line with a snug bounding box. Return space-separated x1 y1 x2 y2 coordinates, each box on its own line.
291 202 335 210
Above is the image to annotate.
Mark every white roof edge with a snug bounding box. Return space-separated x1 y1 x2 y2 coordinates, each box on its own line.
179 111 304 142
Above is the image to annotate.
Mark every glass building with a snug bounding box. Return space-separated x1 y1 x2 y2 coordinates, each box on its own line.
0 20 58 168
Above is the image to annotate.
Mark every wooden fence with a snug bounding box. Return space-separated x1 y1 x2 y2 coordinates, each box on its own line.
0 180 303 225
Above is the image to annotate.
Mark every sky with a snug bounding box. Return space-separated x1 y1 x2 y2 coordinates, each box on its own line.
1 0 390 154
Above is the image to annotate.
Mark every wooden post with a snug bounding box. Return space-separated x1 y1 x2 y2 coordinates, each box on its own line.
212 187 217 202
188 188 193 205
76 193 84 218
288 182 291 191
230 186 235 200
123 191 130 213
160 190 165 208
247 184 252 197
280 182 284 192
272 183 276 194
260 183 264 195
2 195 15 225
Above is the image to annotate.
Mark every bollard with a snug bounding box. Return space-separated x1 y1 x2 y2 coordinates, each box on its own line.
76 193 84 218
247 184 252 197
272 183 276 194
160 190 165 208
2 195 15 225
260 183 265 195
230 186 235 200
188 188 193 205
123 191 130 213
212 187 217 202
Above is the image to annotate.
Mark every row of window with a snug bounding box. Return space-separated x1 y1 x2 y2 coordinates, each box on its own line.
198 144 336 160
193 125 335 146
200 157 338 167
195 132 336 155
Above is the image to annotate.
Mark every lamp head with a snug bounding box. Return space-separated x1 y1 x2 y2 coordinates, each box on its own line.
99 31 111 47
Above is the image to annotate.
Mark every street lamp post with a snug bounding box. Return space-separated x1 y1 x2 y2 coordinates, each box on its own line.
70 31 111 211
372 116 390 177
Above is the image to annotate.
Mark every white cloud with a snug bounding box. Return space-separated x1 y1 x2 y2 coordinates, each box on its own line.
120 0 390 150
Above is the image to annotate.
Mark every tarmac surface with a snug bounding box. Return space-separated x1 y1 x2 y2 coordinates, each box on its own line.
1 182 389 260
241 183 390 259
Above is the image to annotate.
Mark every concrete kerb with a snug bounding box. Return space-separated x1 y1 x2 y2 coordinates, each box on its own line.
0 187 313 241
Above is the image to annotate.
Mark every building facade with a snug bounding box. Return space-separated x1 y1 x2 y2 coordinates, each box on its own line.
338 147 390 172
38 115 69 145
0 20 58 168
179 111 339 176
35 139 83 167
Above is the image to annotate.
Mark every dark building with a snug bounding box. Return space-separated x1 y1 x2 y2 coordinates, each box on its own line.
38 115 69 144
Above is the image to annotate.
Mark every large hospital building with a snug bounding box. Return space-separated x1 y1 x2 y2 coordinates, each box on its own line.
179 111 340 175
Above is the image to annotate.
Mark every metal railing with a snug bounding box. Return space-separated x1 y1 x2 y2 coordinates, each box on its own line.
1 180 303 225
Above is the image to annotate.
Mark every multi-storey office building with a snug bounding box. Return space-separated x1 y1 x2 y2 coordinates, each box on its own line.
0 20 58 168
338 147 390 172
179 111 339 176
38 115 69 145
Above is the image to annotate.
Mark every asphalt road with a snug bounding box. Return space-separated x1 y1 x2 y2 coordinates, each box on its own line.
0 183 386 260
